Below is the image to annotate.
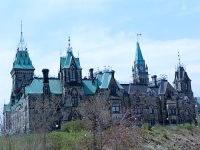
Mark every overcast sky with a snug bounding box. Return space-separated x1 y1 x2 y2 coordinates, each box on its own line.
0 0 200 109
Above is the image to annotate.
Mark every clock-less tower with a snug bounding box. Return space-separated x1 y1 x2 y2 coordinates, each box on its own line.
132 42 149 85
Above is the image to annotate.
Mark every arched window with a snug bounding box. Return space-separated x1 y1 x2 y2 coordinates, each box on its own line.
71 89 78 107
70 66 76 81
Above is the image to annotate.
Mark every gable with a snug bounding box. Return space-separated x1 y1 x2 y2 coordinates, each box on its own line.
60 52 81 70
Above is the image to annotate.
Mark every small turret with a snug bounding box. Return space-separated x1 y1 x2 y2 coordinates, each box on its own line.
173 52 193 98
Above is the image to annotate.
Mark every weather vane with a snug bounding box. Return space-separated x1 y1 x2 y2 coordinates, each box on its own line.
137 33 142 42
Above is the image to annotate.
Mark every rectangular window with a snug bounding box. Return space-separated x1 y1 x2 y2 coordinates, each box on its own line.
112 104 120 113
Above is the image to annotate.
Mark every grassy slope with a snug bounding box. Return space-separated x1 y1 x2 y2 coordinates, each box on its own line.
0 123 200 150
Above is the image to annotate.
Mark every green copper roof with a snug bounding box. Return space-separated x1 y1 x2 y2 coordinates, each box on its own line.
82 71 124 95
25 78 62 94
99 72 112 89
82 79 97 94
96 73 103 85
60 52 81 69
135 42 145 65
13 50 34 69
3 103 11 112
10 97 25 111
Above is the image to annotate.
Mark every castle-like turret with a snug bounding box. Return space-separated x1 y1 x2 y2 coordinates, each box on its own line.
10 23 34 104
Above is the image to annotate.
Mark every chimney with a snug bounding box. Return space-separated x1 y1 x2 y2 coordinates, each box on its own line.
151 75 157 87
42 69 50 95
111 70 115 78
89 68 94 80
42 69 49 83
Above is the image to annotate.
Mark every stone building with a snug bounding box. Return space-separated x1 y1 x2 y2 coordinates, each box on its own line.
3 28 196 134
121 41 195 126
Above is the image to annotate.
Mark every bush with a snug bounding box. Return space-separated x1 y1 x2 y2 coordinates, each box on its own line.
49 130 92 150
61 119 92 132
163 132 169 139
141 123 152 131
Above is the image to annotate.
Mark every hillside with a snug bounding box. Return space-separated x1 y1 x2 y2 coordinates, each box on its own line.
0 122 200 150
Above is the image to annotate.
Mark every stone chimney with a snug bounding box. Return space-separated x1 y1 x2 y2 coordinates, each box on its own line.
151 75 157 87
42 69 50 95
89 68 94 80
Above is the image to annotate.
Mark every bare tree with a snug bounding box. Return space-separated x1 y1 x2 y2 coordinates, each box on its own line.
102 123 145 150
79 94 111 150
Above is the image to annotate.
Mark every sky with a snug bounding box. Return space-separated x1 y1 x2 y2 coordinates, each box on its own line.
0 0 200 109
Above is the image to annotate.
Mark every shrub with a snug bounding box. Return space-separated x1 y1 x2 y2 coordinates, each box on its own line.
61 119 92 132
163 132 169 140
49 130 92 150
141 123 152 131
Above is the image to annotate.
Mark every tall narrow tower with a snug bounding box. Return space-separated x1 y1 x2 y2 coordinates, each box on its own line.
132 42 149 85
174 52 193 99
10 23 35 104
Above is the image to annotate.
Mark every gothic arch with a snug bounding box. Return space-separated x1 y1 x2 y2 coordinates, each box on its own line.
71 88 78 107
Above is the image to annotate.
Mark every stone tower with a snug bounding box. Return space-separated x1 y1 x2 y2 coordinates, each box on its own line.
132 42 149 85
59 37 82 86
59 37 83 122
10 24 35 104
174 65 193 99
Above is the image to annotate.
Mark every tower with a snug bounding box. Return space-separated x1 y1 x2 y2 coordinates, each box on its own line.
174 52 193 98
59 37 83 122
132 41 149 85
10 23 35 103
60 37 82 86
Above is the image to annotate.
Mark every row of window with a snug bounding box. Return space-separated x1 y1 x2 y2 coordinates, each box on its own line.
134 107 155 114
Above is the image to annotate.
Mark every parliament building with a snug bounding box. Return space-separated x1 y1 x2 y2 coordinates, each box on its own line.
3 28 195 134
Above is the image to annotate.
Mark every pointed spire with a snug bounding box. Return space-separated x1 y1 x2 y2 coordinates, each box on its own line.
135 41 144 64
67 36 73 53
178 51 181 66
18 21 27 51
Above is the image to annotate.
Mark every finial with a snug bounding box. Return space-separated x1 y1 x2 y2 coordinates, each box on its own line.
21 20 23 34
68 36 70 48
178 51 181 66
137 33 142 42
67 36 73 53
18 21 26 51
